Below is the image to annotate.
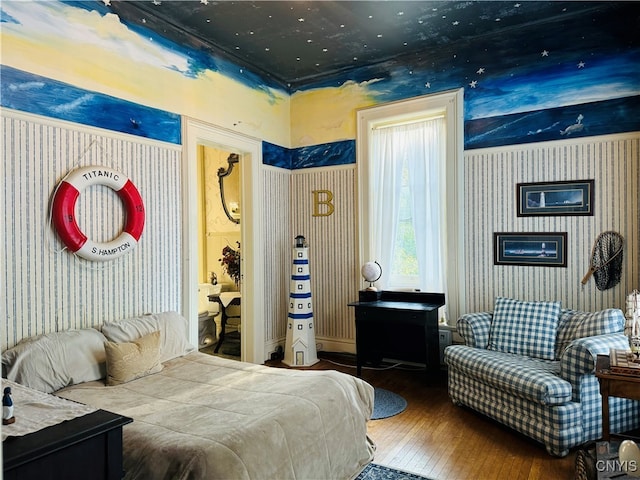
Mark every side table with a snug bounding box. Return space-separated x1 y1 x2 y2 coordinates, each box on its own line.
595 354 640 441
3 409 132 480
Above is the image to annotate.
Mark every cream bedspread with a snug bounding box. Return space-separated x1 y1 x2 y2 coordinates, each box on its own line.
56 352 375 480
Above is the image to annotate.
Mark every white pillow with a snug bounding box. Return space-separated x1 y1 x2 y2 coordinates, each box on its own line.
2 328 108 393
101 311 195 363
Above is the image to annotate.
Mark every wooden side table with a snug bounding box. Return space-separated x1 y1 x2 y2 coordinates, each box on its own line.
595 354 640 441
3 409 132 480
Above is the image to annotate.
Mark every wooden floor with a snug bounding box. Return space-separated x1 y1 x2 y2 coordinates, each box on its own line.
266 352 576 480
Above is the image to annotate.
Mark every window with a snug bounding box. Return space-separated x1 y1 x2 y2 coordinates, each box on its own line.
357 90 465 322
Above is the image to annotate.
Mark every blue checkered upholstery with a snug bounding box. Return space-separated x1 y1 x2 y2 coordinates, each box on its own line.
488 297 560 360
556 308 625 359
446 307 640 457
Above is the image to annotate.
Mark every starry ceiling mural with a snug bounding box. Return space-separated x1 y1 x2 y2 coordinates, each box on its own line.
105 1 639 91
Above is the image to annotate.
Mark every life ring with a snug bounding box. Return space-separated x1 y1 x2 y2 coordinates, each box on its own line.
51 166 145 261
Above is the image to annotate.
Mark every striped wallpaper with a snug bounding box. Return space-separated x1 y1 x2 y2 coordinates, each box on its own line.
262 166 292 347
2 109 183 350
290 165 359 350
464 133 639 314
3 105 638 354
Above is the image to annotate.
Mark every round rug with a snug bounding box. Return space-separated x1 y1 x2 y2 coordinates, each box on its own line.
371 388 407 420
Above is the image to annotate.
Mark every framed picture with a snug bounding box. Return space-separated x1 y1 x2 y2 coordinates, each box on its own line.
494 232 567 267
517 179 594 216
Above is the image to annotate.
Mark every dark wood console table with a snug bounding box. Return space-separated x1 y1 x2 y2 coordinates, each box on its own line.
3 409 132 480
348 291 445 376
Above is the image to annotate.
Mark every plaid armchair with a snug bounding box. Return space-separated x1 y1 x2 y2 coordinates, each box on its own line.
445 301 640 457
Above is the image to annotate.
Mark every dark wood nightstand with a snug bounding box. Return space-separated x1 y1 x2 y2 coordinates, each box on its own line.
3 409 132 480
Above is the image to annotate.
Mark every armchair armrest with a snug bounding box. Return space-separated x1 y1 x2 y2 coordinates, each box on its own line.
456 312 493 349
560 333 630 391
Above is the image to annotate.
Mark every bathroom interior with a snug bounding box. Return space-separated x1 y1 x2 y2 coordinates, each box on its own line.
197 145 242 359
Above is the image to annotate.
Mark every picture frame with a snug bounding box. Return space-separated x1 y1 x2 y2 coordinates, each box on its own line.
494 232 567 267
516 179 594 216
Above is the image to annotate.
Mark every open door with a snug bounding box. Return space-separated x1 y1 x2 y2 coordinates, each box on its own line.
183 118 265 363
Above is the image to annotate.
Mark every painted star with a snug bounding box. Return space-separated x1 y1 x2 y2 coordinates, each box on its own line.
541 50 549 57
152 0 161 5
102 0 111 6
452 21 459 26
200 0 209 4
577 61 585 68
425 82 431 88
469 80 478 88
476 67 485 74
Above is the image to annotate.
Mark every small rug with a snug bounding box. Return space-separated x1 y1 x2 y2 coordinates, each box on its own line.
371 388 407 420
356 463 433 480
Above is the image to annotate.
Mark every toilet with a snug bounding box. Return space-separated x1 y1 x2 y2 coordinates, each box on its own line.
198 283 220 349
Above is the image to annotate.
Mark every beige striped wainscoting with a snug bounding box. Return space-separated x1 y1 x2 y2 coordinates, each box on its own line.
290 165 359 352
262 166 293 350
464 132 639 314
2 108 183 351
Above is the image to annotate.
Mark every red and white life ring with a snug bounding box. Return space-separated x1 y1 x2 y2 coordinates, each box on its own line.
51 166 145 261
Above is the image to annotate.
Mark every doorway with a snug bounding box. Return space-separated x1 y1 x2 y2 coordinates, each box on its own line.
183 118 265 363
197 146 242 358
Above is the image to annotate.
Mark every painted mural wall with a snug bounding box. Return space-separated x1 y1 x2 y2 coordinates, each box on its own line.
1 1 638 353
0 1 291 147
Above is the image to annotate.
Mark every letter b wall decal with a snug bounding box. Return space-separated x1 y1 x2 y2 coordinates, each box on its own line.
312 190 334 217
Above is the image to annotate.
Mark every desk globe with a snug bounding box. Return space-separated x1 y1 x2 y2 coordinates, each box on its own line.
361 261 382 291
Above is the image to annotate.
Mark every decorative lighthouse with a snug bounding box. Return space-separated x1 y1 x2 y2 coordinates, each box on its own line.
283 235 319 367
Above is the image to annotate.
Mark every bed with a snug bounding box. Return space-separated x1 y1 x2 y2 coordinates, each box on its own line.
2 312 375 480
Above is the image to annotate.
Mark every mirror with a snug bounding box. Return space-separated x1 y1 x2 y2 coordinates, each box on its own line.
218 153 240 224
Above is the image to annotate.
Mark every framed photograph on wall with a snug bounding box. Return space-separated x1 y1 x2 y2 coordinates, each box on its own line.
517 179 594 216
494 232 567 267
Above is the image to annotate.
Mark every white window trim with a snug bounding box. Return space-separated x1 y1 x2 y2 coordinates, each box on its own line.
356 89 465 323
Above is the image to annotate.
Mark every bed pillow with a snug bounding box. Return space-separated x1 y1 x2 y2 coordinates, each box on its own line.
101 311 195 363
488 297 561 360
104 330 163 386
1 328 108 393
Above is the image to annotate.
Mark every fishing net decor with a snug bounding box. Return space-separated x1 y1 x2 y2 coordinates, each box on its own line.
581 231 624 291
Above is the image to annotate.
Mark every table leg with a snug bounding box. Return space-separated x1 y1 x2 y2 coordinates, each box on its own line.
214 307 227 353
600 379 611 441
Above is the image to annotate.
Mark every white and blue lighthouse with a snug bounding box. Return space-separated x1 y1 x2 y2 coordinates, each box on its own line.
283 235 319 367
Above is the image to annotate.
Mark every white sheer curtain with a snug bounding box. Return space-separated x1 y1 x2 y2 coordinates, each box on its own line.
369 117 446 293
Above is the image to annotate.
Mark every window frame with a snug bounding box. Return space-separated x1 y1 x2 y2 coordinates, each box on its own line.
356 89 465 323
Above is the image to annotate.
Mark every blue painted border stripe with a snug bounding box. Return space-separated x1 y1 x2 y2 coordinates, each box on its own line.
1 65 181 144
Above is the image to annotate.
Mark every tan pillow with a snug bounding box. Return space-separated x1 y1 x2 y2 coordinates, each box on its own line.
101 311 195 363
104 330 163 386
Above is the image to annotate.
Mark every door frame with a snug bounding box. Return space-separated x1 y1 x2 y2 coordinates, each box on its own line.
182 118 265 363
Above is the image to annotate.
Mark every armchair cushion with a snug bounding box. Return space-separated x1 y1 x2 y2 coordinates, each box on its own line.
445 345 571 405
488 297 560 360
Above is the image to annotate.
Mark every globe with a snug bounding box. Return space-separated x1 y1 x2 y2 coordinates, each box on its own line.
361 261 382 291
